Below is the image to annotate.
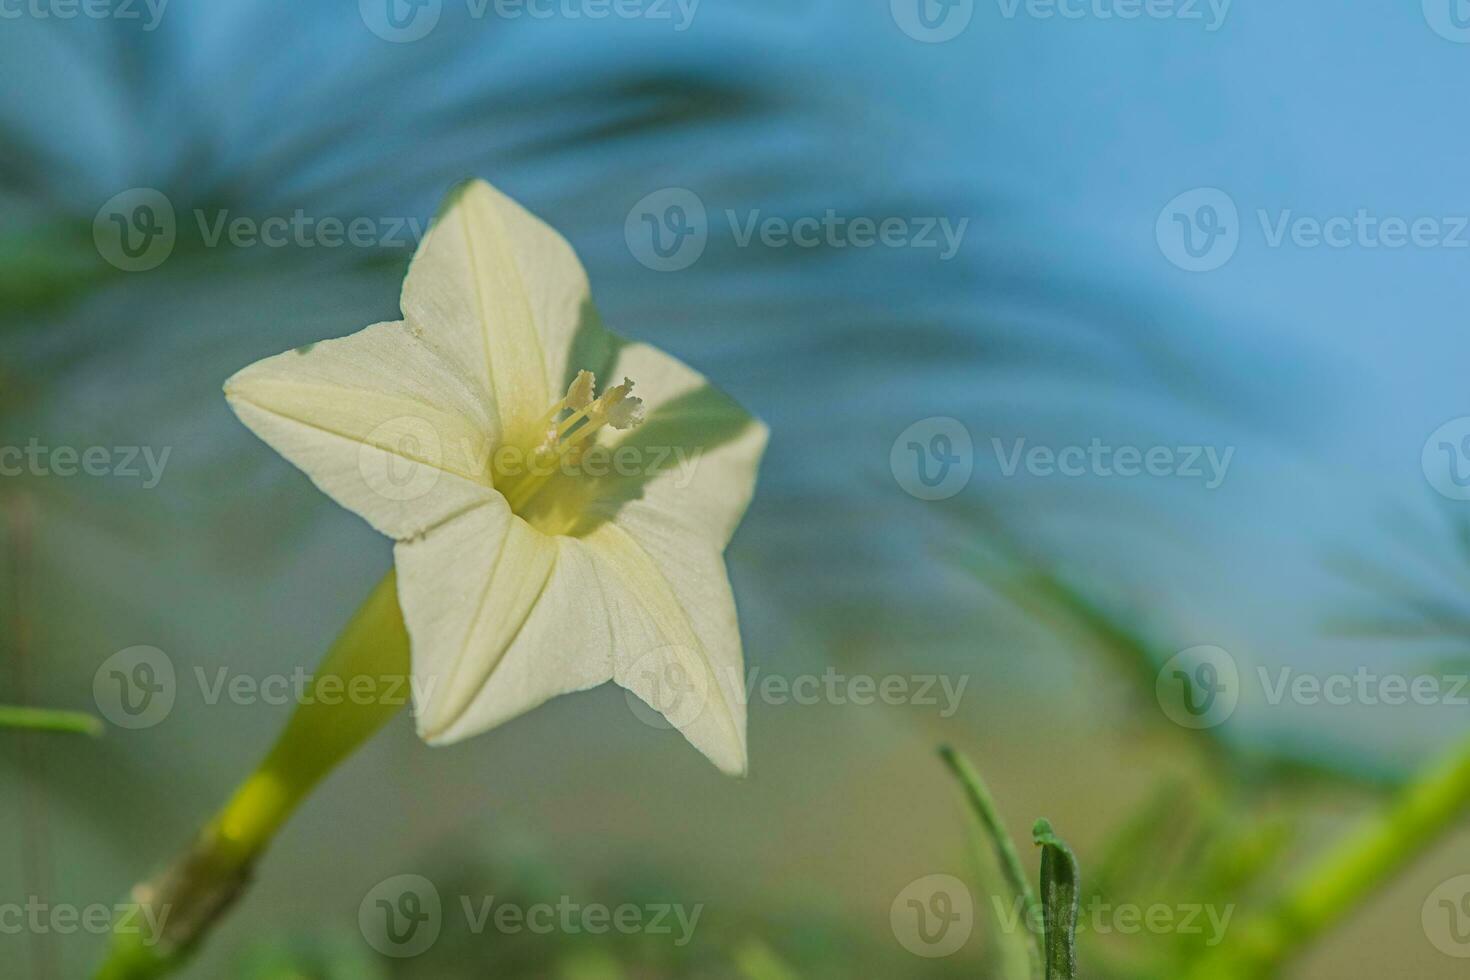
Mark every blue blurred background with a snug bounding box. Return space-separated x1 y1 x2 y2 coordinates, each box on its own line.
4 1 1470 976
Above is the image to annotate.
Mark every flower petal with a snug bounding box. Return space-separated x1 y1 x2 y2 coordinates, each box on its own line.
587 520 751 776
401 495 750 775
399 502 611 743
401 179 618 448
569 341 769 547
224 320 498 539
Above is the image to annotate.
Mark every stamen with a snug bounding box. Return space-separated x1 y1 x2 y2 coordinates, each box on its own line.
502 374 646 513
565 370 596 410
533 370 598 435
607 395 644 430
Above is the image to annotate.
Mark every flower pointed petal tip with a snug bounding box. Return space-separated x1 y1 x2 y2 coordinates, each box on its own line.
692 717 749 777
713 740 749 778
413 707 459 747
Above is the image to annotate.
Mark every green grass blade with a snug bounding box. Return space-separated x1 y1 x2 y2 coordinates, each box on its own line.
939 746 1043 979
0 705 103 736
1032 820 1080 980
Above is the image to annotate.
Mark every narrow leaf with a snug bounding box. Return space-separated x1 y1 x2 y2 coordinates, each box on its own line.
940 746 1043 979
0 705 103 736
1032 819 1080 980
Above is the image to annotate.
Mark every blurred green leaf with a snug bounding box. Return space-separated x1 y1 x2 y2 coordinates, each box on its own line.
733 939 802 980
0 704 102 736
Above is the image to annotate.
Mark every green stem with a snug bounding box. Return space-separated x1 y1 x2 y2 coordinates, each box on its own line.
1182 732 1470 979
95 571 409 980
0 705 102 736
939 746 1044 979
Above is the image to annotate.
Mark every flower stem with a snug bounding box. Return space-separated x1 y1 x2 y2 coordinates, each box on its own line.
1182 732 1470 979
95 571 409 980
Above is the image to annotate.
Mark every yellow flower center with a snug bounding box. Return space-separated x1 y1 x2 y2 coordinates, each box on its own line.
494 371 644 528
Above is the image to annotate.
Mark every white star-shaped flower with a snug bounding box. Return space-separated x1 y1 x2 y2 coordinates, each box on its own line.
225 180 767 774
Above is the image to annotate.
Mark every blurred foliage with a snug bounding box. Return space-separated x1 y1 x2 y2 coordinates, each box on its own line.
230 842 979 980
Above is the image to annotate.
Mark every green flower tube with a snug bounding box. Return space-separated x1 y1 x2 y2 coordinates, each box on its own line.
96 571 408 979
